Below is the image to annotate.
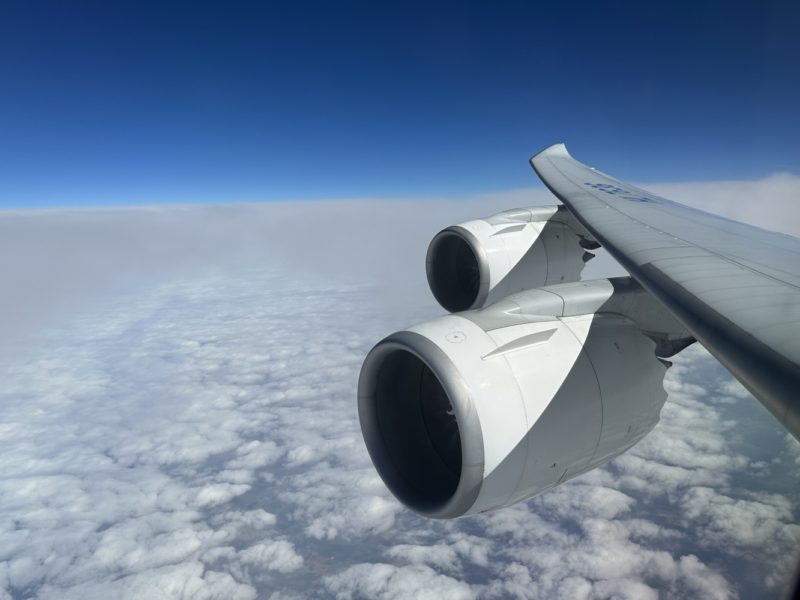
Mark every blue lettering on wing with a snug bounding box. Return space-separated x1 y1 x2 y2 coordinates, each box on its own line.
583 182 659 203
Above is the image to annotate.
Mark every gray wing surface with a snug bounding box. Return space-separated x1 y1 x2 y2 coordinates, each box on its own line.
531 143 800 440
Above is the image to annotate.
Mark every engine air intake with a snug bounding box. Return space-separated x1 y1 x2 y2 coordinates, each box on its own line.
426 228 485 312
358 332 485 518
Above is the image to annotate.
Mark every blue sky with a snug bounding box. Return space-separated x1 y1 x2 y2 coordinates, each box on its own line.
1 1 798 207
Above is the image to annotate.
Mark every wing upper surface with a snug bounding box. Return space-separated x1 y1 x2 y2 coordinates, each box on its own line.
531 144 800 439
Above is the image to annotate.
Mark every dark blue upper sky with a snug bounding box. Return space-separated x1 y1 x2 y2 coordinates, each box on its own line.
1 1 799 207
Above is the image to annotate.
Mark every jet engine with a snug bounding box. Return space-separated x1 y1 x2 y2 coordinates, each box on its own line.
425 205 598 312
358 278 692 518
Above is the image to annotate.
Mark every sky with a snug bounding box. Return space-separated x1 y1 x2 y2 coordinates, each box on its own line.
1 2 800 599
1 1 799 207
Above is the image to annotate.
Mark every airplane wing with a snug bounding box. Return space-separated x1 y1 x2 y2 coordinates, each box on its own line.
531 144 800 440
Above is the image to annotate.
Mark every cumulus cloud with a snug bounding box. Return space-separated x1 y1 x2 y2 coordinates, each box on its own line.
0 173 798 598
325 564 473 600
237 541 304 573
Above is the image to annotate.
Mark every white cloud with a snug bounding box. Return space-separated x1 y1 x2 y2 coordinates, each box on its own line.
324 563 474 599
0 175 799 598
237 541 304 573
4 171 800 355
36 562 257 600
784 434 800 465
195 484 252 507
386 543 461 573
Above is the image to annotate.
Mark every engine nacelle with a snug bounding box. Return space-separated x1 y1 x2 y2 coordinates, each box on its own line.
425 205 596 312
358 278 691 518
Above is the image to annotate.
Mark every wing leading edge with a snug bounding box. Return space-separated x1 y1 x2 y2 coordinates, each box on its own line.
531 144 800 440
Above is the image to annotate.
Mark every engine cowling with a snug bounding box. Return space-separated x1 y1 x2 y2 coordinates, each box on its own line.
425 205 595 312
358 278 689 518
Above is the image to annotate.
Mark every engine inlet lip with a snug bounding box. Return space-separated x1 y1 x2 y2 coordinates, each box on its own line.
426 226 491 312
358 330 485 519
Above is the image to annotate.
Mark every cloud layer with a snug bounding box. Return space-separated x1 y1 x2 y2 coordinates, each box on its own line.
1 174 799 598
4 172 800 352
